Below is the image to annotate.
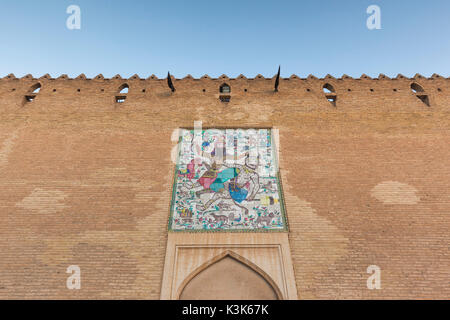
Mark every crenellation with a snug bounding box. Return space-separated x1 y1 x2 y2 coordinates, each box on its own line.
94 74 104 80
75 73 87 80
0 75 449 115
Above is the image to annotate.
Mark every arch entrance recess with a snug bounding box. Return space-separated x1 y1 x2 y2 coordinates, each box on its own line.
159 233 298 299
178 251 281 300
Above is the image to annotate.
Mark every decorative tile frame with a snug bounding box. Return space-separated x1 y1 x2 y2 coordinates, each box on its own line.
168 128 288 232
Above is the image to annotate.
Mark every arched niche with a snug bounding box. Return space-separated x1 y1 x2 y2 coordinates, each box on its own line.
219 83 231 93
322 83 335 93
24 83 41 103
410 82 424 93
118 83 129 94
177 250 282 300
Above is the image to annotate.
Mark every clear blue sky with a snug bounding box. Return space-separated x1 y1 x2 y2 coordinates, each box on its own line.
1 0 449 79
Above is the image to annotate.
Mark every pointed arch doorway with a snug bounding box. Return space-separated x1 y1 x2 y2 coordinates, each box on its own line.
160 233 298 300
178 251 281 300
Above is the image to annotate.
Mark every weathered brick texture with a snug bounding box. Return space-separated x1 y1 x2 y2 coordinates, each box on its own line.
0 73 449 299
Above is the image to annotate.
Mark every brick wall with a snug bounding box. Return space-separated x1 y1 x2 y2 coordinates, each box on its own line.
0 73 448 299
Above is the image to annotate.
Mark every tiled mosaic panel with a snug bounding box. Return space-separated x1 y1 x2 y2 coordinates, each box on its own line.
169 128 287 231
